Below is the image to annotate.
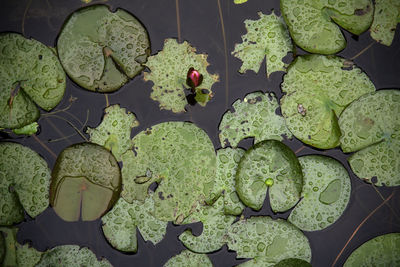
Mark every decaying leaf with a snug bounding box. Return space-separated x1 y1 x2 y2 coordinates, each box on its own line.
370 0 400 46
163 250 213 267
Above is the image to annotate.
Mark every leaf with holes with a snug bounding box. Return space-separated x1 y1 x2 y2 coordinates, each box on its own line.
163 250 213 267
370 0 400 46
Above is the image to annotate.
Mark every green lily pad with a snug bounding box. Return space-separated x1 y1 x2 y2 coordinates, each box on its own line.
164 250 213 267
87 104 139 161
0 33 66 129
344 233 400 266
0 142 51 225
36 245 112 267
339 89 400 186
101 193 167 253
370 0 400 46
232 12 293 78
121 122 217 223
219 92 292 148
12 122 39 135
144 39 219 113
239 257 312 267
288 155 351 231
236 140 303 212
226 216 311 265
280 55 375 149
280 0 373 54
57 5 150 92
179 197 236 253
50 143 121 222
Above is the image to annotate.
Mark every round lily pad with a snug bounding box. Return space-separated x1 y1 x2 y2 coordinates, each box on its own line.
280 0 373 54
288 155 351 231
344 233 400 266
280 55 375 149
144 39 219 113
370 0 400 46
0 142 51 225
121 121 217 223
226 216 311 264
50 143 121 222
219 92 292 148
164 250 213 267
57 5 150 92
339 89 400 186
236 140 303 212
0 33 66 129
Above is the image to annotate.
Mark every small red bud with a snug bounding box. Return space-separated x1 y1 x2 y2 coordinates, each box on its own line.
186 67 203 88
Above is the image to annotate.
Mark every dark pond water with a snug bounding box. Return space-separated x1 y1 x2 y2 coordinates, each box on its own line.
1 0 400 266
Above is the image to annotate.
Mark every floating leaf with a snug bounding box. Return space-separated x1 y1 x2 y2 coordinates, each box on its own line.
0 142 51 225
12 122 38 135
0 33 65 129
370 0 400 46
239 257 311 267
288 155 351 231
36 245 112 267
226 216 311 265
163 250 213 267
339 89 400 186
344 233 400 266
219 92 292 148
144 39 219 113
121 122 216 223
280 55 375 149
234 0 248 4
57 5 150 92
232 12 293 77
179 197 236 253
102 193 167 252
50 143 121 222
280 0 373 54
87 104 139 161
236 140 303 212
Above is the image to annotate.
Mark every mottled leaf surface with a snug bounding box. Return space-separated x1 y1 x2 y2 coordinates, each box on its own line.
236 140 303 212
239 257 311 267
163 250 213 267
280 55 375 149
219 92 292 148
232 12 293 77
370 0 400 46
339 89 400 186
144 39 219 113
288 155 351 231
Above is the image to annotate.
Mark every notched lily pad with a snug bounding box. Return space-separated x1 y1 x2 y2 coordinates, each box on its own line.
219 92 292 148
164 250 213 267
232 12 293 78
144 39 219 113
288 155 351 231
280 55 375 149
344 233 400 266
339 89 400 186
370 0 400 46
0 33 66 129
50 143 121 222
57 5 150 92
0 142 51 225
236 140 303 212
280 0 373 54
87 104 139 161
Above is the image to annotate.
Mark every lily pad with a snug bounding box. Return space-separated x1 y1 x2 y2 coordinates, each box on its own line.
280 55 375 149
370 0 400 46
36 245 112 267
121 122 217 223
0 142 51 225
226 216 311 265
344 233 400 266
12 122 39 135
87 104 139 161
231 12 293 78
50 143 121 222
164 250 213 267
288 155 351 231
0 33 66 129
239 257 311 267
236 140 303 212
144 39 219 113
179 197 236 253
219 92 292 148
101 193 167 253
339 89 400 186
280 0 373 54
57 5 150 92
